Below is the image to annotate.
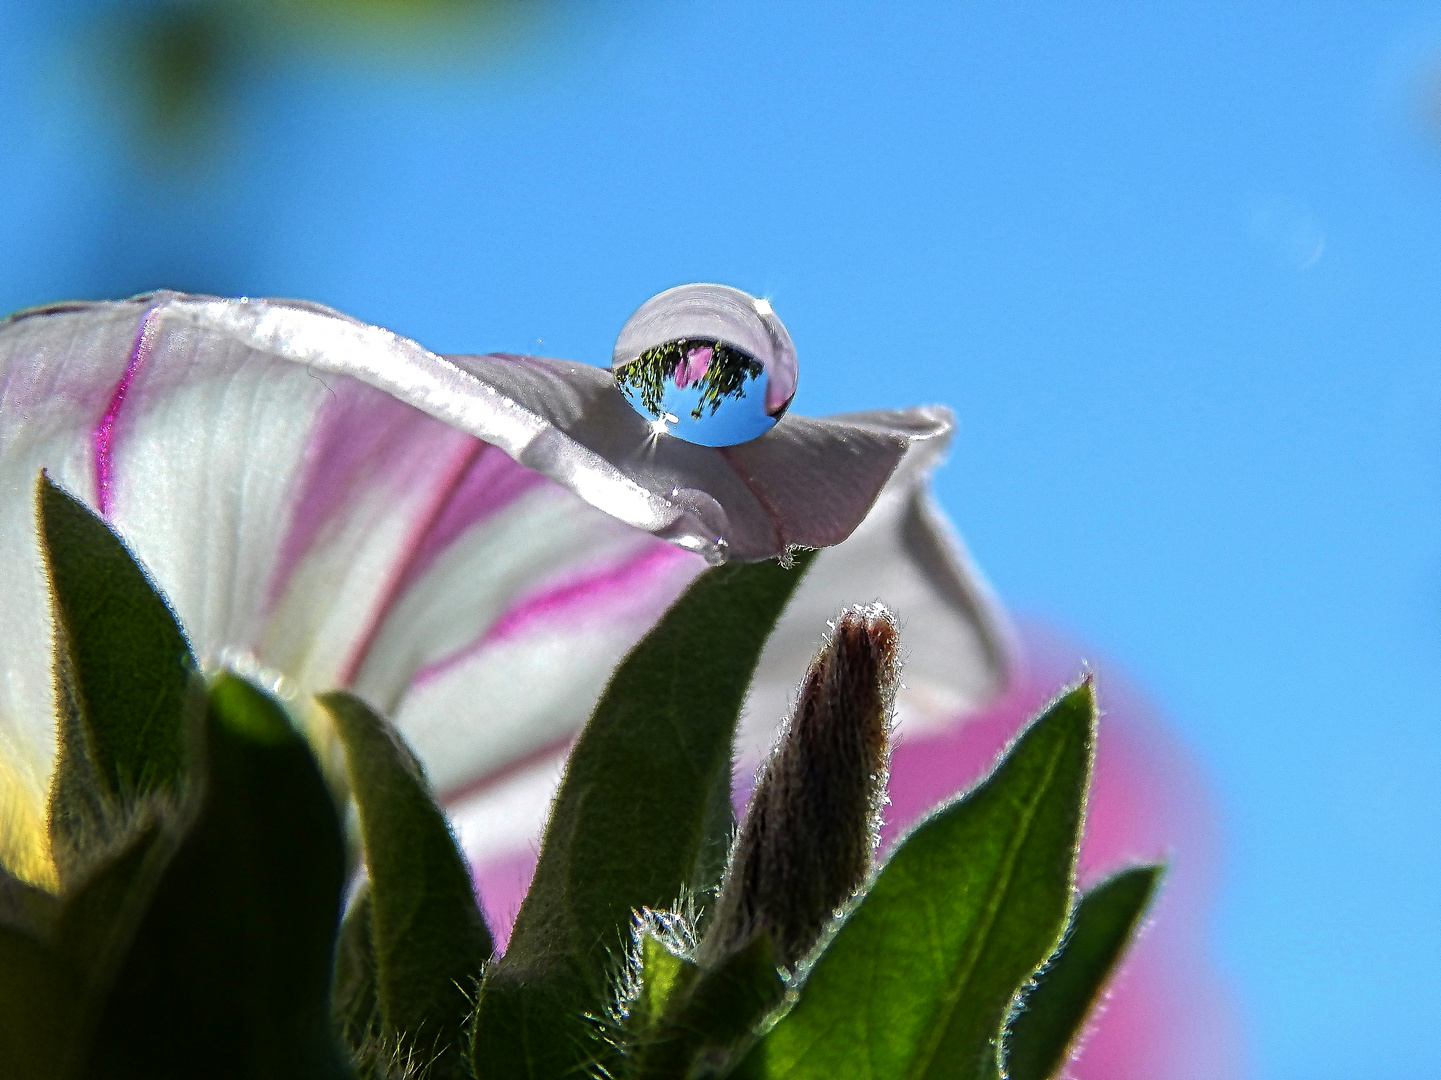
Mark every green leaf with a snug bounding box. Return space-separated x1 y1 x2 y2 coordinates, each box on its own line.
0 924 84 1079
1005 864 1163 1080
691 758 737 937
332 886 382 1064
77 674 351 1080
321 690 493 1079
0 864 61 938
633 932 698 1031
53 820 174 990
38 473 198 883
738 682 1096 1080
471 552 815 1080
634 933 785 1080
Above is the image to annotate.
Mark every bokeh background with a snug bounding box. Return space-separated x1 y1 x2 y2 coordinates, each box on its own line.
3 3 1440 1077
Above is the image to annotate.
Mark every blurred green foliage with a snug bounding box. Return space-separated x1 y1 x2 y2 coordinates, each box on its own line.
99 0 546 145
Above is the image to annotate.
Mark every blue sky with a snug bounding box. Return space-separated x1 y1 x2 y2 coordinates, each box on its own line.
4 3 1441 1077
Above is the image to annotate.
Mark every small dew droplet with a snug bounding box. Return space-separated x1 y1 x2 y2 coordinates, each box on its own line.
612 284 798 447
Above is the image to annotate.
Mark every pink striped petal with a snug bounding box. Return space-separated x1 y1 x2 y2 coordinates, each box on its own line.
390 527 703 794
0 291 997 887
0 301 162 880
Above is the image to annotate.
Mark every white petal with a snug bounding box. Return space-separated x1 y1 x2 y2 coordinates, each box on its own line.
0 301 146 884
450 754 565 868
154 293 936 563
368 494 702 792
446 352 943 560
0 290 992 890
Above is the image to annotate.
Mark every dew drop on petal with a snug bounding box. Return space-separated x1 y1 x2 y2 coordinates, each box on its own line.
612 284 799 447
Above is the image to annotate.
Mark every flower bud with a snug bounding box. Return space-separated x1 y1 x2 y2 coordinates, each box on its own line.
700 605 898 971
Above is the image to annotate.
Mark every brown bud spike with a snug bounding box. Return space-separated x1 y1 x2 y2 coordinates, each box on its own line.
700 605 899 971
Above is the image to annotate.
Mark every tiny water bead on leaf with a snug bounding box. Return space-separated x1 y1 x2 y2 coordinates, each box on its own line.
613 284 799 447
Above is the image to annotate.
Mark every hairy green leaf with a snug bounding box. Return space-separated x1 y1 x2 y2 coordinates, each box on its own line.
691 759 737 938
53 820 174 992
38 473 197 884
738 682 1096 1080
635 933 785 1080
322 690 492 1079
1005 864 1162 1080
78 675 350 1080
332 886 382 1064
633 932 698 1031
471 552 815 1080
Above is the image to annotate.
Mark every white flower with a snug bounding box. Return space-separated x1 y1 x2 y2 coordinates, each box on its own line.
0 291 1007 888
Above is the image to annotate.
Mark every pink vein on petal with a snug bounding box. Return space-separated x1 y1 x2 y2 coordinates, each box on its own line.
411 540 695 690
394 441 549 598
92 305 161 517
483 541 689 645
268 387 539 611
268 386 437 609
442 732 576 807
336 437 482 685
337 439 549 686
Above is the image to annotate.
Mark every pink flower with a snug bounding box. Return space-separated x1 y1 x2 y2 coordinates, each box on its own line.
673 344 713 389
0 290 1002 897
0 289 1239 1078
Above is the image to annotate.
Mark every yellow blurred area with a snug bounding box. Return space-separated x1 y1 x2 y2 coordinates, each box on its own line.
0 754 58 892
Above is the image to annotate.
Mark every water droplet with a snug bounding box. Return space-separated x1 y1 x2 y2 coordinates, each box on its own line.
613 284 798 447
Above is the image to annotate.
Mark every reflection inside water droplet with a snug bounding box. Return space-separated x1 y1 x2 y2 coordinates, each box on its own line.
616 337 778 447
613 284 798 446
